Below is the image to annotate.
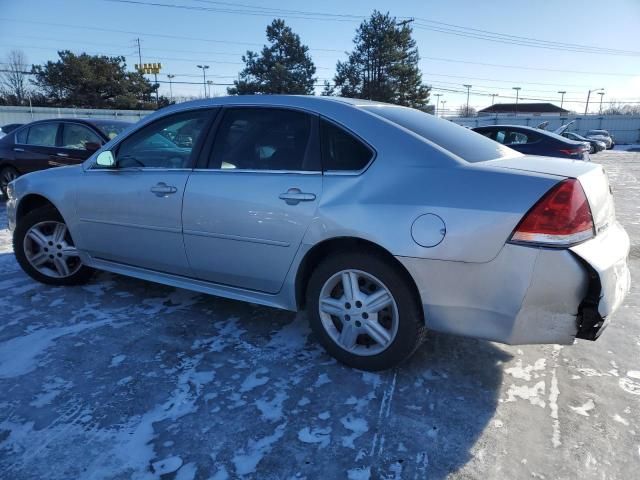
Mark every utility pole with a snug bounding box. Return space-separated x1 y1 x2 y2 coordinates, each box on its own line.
167 74 175 103
441 100 447 117
434 93 443 117
207 80 214 98
585 88 604 115
557 90 566 110
197 65 210 98
463 84 472 116
136 38 142 68
490 93 498 106
512 87 521 116
598 91 605 115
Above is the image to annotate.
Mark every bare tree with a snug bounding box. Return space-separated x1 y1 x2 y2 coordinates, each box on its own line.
456 105 477 117
602 101 640 115
0 50 30 105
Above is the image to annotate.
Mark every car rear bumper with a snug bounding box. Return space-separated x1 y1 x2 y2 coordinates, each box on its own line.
397 224 630 345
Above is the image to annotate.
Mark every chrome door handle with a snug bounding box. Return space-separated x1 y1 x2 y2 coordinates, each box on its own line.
150 182 178 197
56 152 69 157
13 147 24 152
279 188 316 205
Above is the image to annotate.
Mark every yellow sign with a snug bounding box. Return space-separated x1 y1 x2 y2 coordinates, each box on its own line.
135 63 162 74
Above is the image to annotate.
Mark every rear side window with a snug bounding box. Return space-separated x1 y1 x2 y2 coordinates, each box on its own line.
362 105 517 163
26 123 58 147
320 119 372 172
209 108 314 171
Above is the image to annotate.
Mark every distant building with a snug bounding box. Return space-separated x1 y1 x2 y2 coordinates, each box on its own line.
478 102 570 117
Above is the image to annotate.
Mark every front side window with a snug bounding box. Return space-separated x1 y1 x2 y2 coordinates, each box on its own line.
209 108 313 171
61 124 102 150
26 123 58 147
320 119 372 171
115 110 210 168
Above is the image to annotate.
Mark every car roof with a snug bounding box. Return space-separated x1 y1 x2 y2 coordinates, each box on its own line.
150 95 392 120
19 118 131 127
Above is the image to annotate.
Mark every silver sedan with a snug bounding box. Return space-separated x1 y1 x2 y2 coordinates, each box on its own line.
5 96 631 371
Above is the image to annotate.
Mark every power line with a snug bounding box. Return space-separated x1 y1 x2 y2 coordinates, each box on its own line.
420 55 638 77
105 0 640 56
0 17 345 52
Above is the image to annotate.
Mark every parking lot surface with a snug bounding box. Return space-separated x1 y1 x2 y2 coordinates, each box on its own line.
0 150 638 480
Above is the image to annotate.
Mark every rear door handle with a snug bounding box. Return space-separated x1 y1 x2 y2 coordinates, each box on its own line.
13 147 24 152
150 182 178 197
279 188 316 205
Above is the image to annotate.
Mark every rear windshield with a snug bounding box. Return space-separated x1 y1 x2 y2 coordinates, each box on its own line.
361 105 517 163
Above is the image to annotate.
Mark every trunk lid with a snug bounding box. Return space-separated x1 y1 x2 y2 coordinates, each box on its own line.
485 155 615 235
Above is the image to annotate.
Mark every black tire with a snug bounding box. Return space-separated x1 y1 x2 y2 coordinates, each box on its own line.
13 206 94 286
306 250 426 371
0 166 18 198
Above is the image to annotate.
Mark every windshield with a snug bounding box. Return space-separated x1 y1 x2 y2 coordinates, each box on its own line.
361 105 517 163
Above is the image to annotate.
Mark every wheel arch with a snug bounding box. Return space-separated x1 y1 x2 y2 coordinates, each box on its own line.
294 236 422 315
16 194 61 224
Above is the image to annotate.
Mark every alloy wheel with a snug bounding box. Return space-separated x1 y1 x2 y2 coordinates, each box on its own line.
318 269 399 356
1 168 16 194
23 221 82 278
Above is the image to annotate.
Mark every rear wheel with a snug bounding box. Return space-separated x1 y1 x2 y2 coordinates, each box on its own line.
0 166 18 198
306 251 426 371
13 206 94 285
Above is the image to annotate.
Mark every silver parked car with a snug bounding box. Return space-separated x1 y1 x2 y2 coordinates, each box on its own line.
585 129 615 149
6 96 631 371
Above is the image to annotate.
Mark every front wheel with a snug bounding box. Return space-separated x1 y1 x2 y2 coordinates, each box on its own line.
306 251 426 371
13 206 94 285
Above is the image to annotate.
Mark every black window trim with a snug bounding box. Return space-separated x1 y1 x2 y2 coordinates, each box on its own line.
319 116 376 176
195 105 322 175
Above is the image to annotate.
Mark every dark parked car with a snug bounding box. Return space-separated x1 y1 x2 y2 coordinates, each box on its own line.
0 118 131 196
561 131 606 154
472 125 590 161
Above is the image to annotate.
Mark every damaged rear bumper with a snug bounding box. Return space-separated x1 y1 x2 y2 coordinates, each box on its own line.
570 221 631 340
397 221 630 345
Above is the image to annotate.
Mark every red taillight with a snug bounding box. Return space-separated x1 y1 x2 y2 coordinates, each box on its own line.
511 178 594 246
558 147 585 156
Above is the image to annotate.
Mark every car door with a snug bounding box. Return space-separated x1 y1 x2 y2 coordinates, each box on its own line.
182 107 322 294
57 122 105 164
75 108 216 275
11 122 62 174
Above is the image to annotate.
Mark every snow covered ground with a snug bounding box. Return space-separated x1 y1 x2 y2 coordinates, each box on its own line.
613 144 640 152
0 150 639 479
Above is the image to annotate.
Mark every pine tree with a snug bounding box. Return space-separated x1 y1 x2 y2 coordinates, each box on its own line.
329 11 430 108
229 19 317 95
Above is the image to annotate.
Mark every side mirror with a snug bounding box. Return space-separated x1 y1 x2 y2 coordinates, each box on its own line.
95 150 116 168
85 141 101 152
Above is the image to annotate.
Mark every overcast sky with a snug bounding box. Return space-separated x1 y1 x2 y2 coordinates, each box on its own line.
1 0 638 113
